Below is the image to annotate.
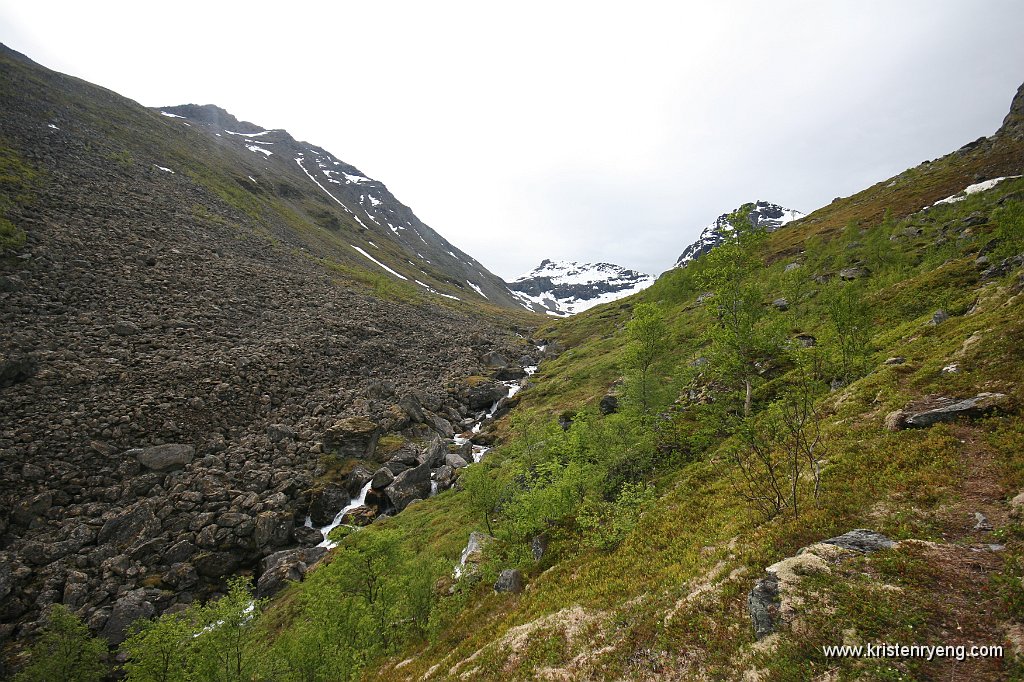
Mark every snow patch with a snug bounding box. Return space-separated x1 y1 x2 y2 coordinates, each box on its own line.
246 144 272 156
160 111 186 119
154 165 175 174
295 157 352 213
350 244 408 280
224 129 272 137
932 176 1022 206
466 281 488 299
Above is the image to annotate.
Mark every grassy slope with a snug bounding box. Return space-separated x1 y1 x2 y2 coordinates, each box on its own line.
296 135 1024 680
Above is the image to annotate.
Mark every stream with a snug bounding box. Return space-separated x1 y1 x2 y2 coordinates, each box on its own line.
306 363 538 548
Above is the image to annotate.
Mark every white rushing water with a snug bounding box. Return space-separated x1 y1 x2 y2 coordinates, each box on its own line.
315 481 372 549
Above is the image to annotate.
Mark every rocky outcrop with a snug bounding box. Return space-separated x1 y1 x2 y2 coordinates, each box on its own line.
256 547 327 599
675 201 804 268
748 530 895 639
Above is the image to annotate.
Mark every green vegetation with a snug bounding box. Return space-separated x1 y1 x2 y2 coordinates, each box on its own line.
13 605 107 682
0 142 39 253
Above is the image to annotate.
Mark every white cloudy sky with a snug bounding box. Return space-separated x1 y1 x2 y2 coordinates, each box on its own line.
2 1 1023 280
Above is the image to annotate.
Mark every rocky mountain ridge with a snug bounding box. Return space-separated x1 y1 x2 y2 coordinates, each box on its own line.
508 259 655 316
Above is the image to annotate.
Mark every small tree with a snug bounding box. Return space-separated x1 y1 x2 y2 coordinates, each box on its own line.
622 302 669 413
189 577 264 682
821 280 873 382
696 209 784 419
460 462 503 536
120 608 195 682
14 604 108 682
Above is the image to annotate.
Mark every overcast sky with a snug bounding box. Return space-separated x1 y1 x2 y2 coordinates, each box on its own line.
2 1 1023 280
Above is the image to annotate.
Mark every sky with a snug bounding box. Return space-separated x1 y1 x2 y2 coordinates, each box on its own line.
2 1 1024 280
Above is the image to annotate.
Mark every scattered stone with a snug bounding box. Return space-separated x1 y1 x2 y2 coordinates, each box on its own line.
771 298 789 311
494 569 524 594
794 334 816 348
599 394 619 415
385 461 431 511
445 452 469 469
928 309 949 326
267 424 297 442
884 356 906 365
784 262 801 273
942 363 960 375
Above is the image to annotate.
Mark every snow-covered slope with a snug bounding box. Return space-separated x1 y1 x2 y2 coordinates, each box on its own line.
509 260 655 316
674 201 804 267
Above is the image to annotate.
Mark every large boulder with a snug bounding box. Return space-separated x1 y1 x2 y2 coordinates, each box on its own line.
130 444 195 471
308 486 350 526
466 382 508 411
323 417 380 458
98 505 160 549
385 461 431 511
253 511 294 548
886 393 1010 430
747 529 895 639
257 547 328 599
101 592 155 645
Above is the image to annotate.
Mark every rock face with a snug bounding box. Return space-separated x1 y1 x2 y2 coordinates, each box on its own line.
886 393 1010 430
674 201 804 268
509 260 655 316
256 547 327 599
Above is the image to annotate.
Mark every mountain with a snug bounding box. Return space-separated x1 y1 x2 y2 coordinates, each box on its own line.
153 103 526 309
674 200 804 267
508 259 655 316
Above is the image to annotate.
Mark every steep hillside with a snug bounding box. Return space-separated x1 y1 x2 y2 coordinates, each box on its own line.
508 259 655 316
0 42 543 666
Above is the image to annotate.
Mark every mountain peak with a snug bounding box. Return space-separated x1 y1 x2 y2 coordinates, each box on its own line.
674 200 804 267
509 260 654 316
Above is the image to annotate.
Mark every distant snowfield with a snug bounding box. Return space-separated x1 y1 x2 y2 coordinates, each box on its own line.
224 129 272 137
246 144 272 156
511 260 655 316
932 176 1022 207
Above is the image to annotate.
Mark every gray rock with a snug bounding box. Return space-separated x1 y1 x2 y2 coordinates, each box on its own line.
101 593 155 645
748 574 780 640
531 535 548 561
254 511 294 548
267 424 297 442
293 525 324 546
434 465 455 493
794 334 816 348
901 393 1010 429
0 354 36 387
928 309 949 326
385 461 431 511
345 466 374 497
838 266 869 280
323 417 380 459
162 562 198 589
819 529 895 553
445 452 469 469
370 468 395 490
98 505 160 549
259 546 327 574
256 560 305 599
884 356 906 365
784 262 801 273
130 443 195 471
599 394 619 415
494 569 523 593
771 298 789 311
162 540 198 564
482 351 509 368
194 552 239 578
974 512 993 531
